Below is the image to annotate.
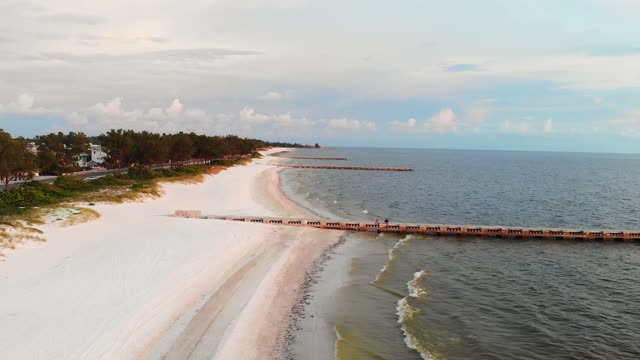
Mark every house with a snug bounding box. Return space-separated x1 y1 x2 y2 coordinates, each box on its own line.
76 153 90 167
86 160 102 168
89 143 107 164
26 142 38 154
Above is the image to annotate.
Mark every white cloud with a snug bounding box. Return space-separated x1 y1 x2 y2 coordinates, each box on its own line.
271 113 316 127
544 117 553 133
501 120 534 135
390 118 417 131
66 111 89 126
184 109 207 120
9 95 364 137
17 93 34 111
390 118 417 130
167 99 184 114
240 107 272 124
592 96 604 105
87 97 141 124
609 111 640 137
328 118 376 131
0 93 50 115
2 0 640 120
257 91 285 101
569 126 601 135
610 112 640 125
464 99 494 126
392 103 491 134
425 108 458 133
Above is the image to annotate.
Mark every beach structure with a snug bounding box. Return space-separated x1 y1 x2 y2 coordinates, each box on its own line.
277 156 348 160
173 211 640 241
275 164 413 171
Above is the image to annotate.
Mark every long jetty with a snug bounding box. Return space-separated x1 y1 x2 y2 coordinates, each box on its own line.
276 164 414 171
278 156 348 160
173 211 640 241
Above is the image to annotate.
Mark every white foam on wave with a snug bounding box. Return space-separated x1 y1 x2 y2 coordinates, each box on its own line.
371 235 413 284
396 297 436 360
407 270 429 301
395 268 435 360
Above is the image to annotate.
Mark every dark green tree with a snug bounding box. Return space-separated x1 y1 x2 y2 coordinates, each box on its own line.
100 129 135 168
168 132 195 166
0 130 37 190
35 132 89 175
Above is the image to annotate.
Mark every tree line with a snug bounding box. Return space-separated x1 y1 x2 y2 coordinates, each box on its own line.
0 128 313 188
98 130 267 169
0 130 36 190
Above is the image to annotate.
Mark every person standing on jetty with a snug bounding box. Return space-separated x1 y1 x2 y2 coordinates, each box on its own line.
375 219 380 226
384 218 389 227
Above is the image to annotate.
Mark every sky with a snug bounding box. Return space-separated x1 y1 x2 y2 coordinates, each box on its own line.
1 0 640 152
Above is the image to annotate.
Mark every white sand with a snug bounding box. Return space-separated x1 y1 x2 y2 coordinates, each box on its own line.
0 149 342 359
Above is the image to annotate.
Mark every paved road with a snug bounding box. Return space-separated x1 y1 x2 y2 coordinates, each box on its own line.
2 157 243 191
2 163 185 191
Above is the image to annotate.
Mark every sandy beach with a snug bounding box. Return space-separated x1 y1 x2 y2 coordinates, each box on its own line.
0 149 343 360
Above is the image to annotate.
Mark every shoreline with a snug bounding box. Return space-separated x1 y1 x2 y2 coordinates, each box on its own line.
0 148 345 359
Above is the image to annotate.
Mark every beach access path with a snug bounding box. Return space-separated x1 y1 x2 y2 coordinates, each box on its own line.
0 149 342 359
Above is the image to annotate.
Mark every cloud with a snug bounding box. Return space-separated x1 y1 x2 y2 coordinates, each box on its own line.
257 91 285 101
464 99 495 126
33 98 333 137
87 98 142 125
392 102 492 134
66 112 89 126
501 120 534 135
610 112 640 126
568 126 601 135
444 64 481 72
0 2 45 15
544 118 553 133
592 96 604 105
0 93 49 115
17 93 34 112
609 111 640 137
45 13 107 25
328 118 376 131
425 109 458 133
239 107 272 124
390 118 417 130
144 37 170 43
167 99 184 114
38 48 260 65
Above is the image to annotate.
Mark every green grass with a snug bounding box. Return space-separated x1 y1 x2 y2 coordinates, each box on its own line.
0 155 258 251
0 157 253 219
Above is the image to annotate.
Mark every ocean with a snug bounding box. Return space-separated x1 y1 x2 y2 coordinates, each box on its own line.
279 148 640 360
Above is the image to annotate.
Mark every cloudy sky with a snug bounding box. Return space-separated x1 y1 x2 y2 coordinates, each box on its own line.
1 0 640 152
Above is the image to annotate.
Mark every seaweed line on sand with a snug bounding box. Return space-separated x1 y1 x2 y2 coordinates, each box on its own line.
279 235 347 360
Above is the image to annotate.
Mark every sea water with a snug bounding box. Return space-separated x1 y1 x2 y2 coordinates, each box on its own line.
281 148 640 360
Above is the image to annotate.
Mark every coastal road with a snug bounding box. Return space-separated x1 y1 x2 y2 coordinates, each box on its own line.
2 163 177 191
3 157 241 191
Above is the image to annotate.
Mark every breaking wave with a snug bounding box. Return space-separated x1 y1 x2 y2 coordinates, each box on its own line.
371 235 413 286
396 270 439 360
407 270 429 302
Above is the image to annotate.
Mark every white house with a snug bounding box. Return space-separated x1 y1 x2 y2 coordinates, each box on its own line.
76 153 90 167
26 142 38 154
89 143 107 164
75 144 107 168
